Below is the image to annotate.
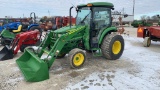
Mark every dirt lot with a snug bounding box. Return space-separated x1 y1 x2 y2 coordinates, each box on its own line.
0 27 160 90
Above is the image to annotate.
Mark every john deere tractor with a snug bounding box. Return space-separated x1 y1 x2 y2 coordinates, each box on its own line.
16 2 124 82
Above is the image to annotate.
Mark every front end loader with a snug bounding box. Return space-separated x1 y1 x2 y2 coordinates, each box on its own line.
0 30 41 61
16 2 124 82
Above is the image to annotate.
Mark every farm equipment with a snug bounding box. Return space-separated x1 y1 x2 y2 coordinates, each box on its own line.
40 16 76 31
0 12 42 45
131 20 153 28
0 30 41 61
16 2 124 82
137 26 160 47
0 22 21 32
137 14 160 47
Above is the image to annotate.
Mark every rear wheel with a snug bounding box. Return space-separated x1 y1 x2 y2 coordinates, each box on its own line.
68 48 86 68
143 37 151 47
101 33 124 60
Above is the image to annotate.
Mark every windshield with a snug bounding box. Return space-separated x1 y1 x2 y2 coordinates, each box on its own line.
76 7 91 25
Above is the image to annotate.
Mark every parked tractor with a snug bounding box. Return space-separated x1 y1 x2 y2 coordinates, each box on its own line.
137 14 160 47
0 30 41 61
0 22 21 32
0 12 42 45
16 2 124 82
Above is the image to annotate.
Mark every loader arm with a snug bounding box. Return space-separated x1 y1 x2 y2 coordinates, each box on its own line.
38 26 86 68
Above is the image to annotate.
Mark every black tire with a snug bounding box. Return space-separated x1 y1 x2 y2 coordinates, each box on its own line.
143 37 151 47
0 37 12 46
101 33 124 60
30 26 42 36
68 48 86 68
20 45 27 52
56 53 66 59
86 50 97 53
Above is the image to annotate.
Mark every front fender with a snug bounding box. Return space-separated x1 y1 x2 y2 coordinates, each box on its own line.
0 26 2 31
98 27 117 44
27 24 39 30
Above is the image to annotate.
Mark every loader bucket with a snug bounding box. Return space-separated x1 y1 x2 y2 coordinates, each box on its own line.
0 46 14 61
16 49 49 82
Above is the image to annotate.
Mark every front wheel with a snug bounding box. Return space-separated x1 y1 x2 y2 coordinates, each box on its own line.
101 33 124 60
68 48 86 68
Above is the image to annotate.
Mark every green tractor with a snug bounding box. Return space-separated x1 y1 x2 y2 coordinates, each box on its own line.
16 2 124 82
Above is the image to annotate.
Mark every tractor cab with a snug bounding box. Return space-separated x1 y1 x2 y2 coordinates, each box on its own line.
75 2 114 48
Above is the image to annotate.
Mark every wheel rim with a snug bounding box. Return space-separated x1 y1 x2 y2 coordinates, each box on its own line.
73 53 84 66
112 41 121 54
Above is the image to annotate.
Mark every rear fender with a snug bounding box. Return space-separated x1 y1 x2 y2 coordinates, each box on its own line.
98 27 117 45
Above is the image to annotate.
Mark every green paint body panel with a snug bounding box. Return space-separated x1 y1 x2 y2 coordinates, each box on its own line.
98 27 117 44
83 26 90 50
77 2 114 8
0 29 15 39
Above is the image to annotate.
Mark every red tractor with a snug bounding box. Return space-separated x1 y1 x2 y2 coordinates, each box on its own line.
0 30 41 60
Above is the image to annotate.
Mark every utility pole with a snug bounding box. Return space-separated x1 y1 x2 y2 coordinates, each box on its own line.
133 0 135 16
48 10 50 17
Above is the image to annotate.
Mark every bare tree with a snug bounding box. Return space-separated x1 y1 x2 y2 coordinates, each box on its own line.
151 15 158 21
146 16 151 22
140 15 147 21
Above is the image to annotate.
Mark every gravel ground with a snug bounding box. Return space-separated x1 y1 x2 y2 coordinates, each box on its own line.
0 27 160 90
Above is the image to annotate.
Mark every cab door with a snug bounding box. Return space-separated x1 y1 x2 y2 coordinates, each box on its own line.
90 7 111 48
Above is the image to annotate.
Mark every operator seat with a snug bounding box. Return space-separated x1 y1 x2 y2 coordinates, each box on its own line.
12 25 22 33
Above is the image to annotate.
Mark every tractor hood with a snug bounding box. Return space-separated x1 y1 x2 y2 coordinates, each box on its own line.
53 25 86 34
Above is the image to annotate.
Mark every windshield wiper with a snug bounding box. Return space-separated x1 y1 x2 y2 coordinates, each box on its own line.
80 11 91 24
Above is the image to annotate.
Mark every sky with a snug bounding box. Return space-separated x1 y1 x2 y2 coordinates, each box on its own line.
0 0 160 20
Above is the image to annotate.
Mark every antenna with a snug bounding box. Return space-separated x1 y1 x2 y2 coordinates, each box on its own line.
71 3 76 8
68 0 76 8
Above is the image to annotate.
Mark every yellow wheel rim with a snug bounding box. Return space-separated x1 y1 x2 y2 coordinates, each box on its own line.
112 41 121 54
73 53 84 66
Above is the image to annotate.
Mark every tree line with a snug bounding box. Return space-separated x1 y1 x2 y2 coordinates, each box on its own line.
140 14 160 23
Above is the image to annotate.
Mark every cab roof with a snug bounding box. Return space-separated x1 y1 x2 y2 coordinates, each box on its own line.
77 2 114 9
